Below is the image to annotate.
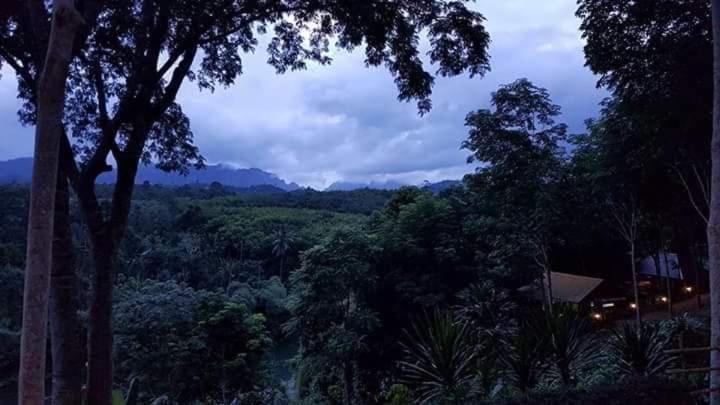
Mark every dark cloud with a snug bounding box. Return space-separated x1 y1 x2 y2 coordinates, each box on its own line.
0 0 605 189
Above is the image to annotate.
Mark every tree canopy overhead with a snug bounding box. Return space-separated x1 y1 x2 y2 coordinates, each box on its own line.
1 0 493 247
577 0 712 185
1 1 493 404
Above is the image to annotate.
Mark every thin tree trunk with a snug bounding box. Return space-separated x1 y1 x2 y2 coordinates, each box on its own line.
87 236 116 405
652 252 663 301
662 251 673 318
539 273 548 313
630 244 641 328
696 247 704 309
534 239 553 314
546 266 554 314
49 167 84 405
709 1 720 403
19 2 82 404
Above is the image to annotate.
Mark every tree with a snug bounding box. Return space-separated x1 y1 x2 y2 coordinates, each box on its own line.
576 0 711 186
49 166 85 405
2 1 103 403
610 322 674 378
1 2 491 403
398 310 477 404
608 197 642 329
113 280 273 402
18 1 84 404
500 320 548 394
541 304 600 385
577 1 714 396
462 78 569 312
712 0 720 402
271 225 294 279
454 282 516 396
286 227 378 404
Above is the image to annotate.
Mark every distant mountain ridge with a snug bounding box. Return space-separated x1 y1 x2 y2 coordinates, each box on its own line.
325 180 406 191
325 179 462 192
0 157 300 191
0 157 462 193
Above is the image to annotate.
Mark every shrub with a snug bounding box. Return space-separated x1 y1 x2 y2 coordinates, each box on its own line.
481 377 692 405
610 322 674 377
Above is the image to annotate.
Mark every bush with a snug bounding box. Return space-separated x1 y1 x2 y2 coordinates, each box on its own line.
0 266 22 380
482 377 693 405
113 280 273 402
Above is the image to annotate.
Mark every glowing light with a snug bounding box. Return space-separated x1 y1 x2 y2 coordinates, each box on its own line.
592 313 602 320
629 303 637 309
660 296 668 303
602 302 615 308
685 286 693 293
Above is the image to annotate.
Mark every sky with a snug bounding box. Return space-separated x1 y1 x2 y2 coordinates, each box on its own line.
0 0 606 190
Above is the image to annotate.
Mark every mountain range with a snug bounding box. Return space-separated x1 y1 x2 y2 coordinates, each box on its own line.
0 157 462 192
0 157 300 191
325 180 406 191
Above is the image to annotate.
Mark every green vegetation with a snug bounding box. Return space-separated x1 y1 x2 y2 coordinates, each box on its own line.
1 72 712 404
0 0 715 403
0 164 705 403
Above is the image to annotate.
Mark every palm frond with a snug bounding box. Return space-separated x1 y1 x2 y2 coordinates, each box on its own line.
398 310 478 403
610 322 675 378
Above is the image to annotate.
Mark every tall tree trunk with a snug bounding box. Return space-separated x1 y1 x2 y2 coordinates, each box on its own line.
87 236 116 405
19 2 82 404
49 167 84 405
630 244 641 328
711 1 720 403
86 152 141 405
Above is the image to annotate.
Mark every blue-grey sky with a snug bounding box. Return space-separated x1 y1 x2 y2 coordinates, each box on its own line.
0 0 605 189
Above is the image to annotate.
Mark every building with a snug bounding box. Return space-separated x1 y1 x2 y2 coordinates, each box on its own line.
518 271 604 308
638 252 683 280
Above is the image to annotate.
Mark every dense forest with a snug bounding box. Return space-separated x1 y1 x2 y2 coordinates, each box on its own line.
1 76 713 404
1 0 719 404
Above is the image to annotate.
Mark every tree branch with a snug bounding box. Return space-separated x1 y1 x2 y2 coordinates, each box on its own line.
0 46 34 86
693 164 710 207
150 44 198 117
673 165 709 224
197 3 303 46
23 0 51 68
59 131 80 187
91 58 109 127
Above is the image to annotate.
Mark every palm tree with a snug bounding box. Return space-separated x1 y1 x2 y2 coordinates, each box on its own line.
398 310 478 404
500 320 549 394
272 225 294 279
542 304 601 385
610 322 674 378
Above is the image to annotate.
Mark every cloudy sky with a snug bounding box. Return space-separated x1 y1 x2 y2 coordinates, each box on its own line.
0 0 606 190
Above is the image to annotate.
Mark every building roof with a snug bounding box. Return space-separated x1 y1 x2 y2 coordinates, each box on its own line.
519 272 604 304
547 272 604 303
638 252 683 280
